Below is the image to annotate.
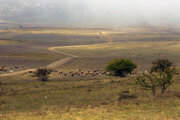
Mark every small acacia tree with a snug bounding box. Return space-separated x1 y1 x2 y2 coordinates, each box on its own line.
151 59 175 94
33 68 52 81
157 67 175 94
136 59 175 95
106 58 137 77
136 73 158 96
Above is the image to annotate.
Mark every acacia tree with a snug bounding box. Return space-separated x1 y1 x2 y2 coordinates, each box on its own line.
136 59 175 95
158 67 175 94
151 59 175 94
136 73 158 96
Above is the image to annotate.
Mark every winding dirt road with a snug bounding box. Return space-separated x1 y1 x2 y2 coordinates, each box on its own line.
0 49 77 77
46 47 78 69
0 32 111 77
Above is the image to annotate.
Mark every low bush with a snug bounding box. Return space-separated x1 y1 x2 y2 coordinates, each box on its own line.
33 68 52 81
118 91 137 100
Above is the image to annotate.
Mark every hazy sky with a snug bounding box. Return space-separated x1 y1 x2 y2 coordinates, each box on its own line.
0 0 180 27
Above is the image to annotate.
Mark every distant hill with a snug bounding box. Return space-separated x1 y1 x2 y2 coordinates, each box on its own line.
0 0 88 26
1 0 180 28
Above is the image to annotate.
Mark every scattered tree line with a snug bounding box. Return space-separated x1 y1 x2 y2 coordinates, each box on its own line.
106 58 177 96
0 58 177 97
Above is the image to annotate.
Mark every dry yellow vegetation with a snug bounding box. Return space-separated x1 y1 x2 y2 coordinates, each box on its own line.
1 29 100 36
54 41 180 57
0 40 19 45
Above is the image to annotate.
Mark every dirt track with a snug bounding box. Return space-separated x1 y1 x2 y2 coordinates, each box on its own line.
0 32 110 77
0 49 78 77
46 47 78 69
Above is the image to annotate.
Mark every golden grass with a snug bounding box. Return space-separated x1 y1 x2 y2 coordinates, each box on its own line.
0 40 19 45
0 29 100 36
100 27 167 35
55 41 180 50
0 26 162 36
54 41 180 57
1 102 179 120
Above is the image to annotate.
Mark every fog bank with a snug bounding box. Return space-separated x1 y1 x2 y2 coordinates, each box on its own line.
0 0 180 27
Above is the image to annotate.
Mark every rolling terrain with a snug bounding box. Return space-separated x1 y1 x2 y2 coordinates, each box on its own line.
0 28 106 74
0 27 180 120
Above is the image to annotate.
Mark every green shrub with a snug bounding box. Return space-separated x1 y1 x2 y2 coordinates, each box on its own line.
106 58 137 77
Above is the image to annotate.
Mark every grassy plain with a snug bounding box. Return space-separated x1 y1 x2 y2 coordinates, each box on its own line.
0 28 106 70
0 40 19 45
1 28 100 35
56 41 180 71
0 27 180 119
54 41 180 57
0 69 180 120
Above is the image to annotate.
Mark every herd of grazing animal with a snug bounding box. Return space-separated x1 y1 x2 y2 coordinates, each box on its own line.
0 66 20 73
0 65 110 77
53 69 110 77
0 66 7 72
